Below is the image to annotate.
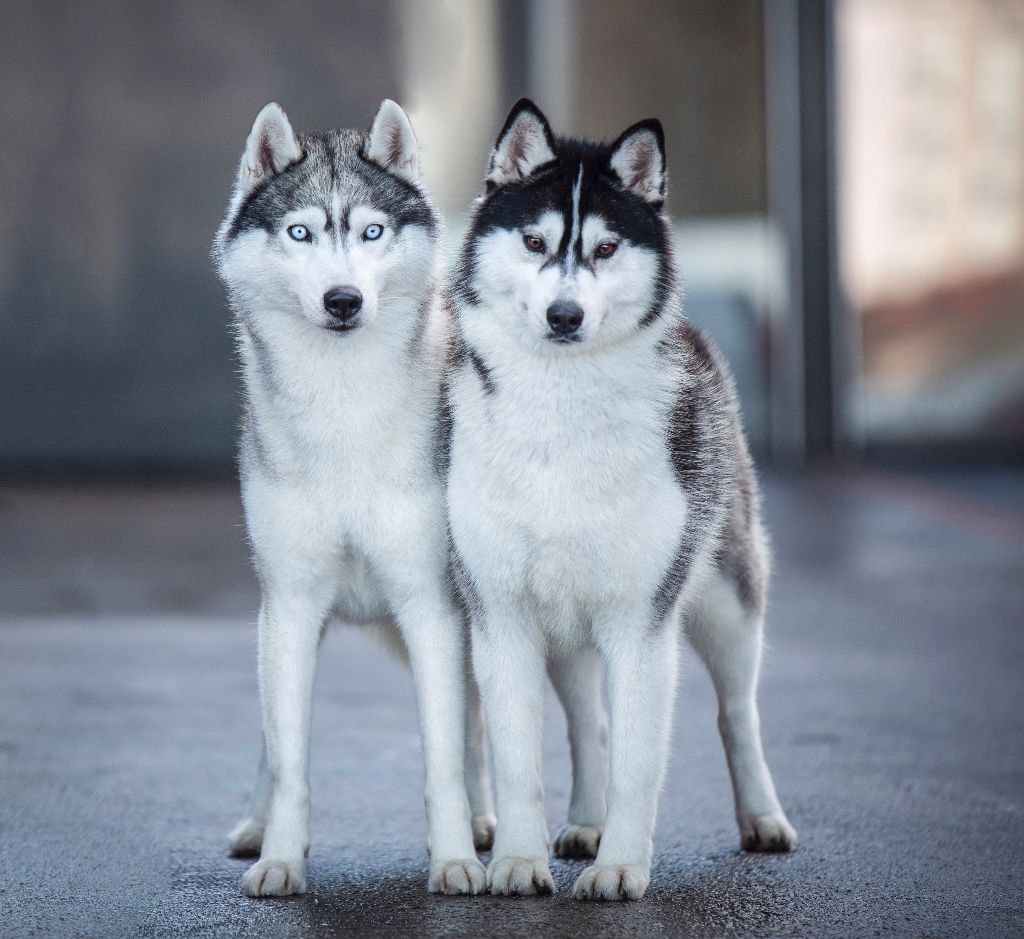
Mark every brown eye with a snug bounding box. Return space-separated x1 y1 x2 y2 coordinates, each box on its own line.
523 234 545 253
596 241 618 259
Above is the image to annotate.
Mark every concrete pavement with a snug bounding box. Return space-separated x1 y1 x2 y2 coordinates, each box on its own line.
0 470 1021 937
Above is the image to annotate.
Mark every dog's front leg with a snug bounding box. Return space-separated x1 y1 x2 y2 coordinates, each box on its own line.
472 613 554 896
241 587 328 897
574 617 680 901
397 598 486 895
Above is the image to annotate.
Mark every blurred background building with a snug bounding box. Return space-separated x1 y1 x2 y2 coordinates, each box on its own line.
839 0 1024 456
0 0 1021 473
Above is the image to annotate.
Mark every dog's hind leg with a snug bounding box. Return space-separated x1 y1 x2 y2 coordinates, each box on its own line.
686 568 797 852
549 649 608 859
465 676 496 851
227 738 272 858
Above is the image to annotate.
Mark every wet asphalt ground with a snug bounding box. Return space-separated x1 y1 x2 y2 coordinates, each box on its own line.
0 469 1021 937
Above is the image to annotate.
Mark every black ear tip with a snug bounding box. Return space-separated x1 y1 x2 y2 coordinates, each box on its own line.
611 118 666 158
510 97 540 114
505 97 550 127
635 119 665 148
495 97 553 150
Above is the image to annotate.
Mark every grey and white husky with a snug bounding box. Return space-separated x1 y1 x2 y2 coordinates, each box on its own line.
214 100 491 897
445 99 797 901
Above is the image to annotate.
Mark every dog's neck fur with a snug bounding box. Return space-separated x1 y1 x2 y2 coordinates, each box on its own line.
451 311 688 510
458 290 686 420
235 284 445 484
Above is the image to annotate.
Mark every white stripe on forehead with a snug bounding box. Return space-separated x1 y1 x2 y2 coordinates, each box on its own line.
568 162 584 265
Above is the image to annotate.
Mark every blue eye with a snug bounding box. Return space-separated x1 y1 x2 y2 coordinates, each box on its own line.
287 224 310 242
363 224 384 241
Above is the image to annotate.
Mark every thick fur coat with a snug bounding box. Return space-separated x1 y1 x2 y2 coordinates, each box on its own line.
214 101 492 898
445 100 796 901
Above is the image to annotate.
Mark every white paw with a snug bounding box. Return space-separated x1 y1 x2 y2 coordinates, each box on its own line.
472 814 497 851
552 823 602 859
740 812 798 852
227 817 264 858
428 857 487 895
487 856 555 896
242 858 306 897
573 862 649 901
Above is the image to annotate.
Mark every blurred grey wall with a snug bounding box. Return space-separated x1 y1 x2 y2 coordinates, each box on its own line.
0 0 769 473
573 0 766 217
0 0 402 472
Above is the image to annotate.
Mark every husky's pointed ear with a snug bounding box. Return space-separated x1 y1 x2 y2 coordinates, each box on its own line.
607 119 666 208
239 103 303 194
486 98 556 189
363 99 420 185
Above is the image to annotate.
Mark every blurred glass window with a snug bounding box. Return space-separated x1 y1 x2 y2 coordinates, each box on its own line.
838 0 1024 453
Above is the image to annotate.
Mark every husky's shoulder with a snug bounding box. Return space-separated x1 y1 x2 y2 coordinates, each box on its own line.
660 317 767 611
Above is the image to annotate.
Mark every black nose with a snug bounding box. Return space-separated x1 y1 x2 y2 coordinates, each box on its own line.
546 300 584 336
323 287 363 322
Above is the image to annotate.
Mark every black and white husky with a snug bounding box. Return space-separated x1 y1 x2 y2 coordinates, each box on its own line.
445 100 797 901
214 101 492 897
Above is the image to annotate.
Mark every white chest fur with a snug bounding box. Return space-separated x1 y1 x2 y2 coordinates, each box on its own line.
448 325 687 645
239 300 446 623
